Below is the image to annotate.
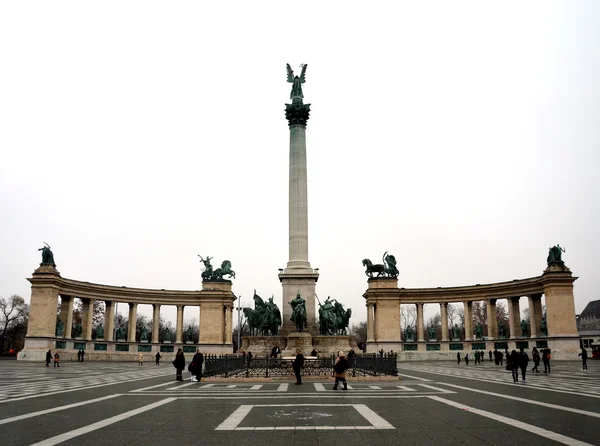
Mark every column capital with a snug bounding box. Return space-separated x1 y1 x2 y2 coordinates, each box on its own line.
129 302 138 308
489 298 497 304
285 102 310 126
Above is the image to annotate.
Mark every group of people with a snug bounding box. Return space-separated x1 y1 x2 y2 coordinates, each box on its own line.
172 348 205 381
76 349 85 362
45 350 60 367
456 350 487 365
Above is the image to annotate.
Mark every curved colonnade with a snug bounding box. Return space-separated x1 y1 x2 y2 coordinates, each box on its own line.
363 264 580 359
18 264 236 361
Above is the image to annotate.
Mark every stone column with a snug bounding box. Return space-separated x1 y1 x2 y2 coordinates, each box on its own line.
416 303 425 342
105 301 114 341
486 299 498 338
152 304 161 343
508 297 521 338
285 101 311 271
25 266 61 338
225 306 233 344
366 303 375 342
176 305 184 343
463 301 472 341
533 296 543 334
128 303 138 342
58 296 70 331
440 302 448 341
64 296 74 339
528 294 541 338
81 298 94 340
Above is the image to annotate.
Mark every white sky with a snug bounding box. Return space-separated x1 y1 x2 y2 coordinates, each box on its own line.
1 1 599 327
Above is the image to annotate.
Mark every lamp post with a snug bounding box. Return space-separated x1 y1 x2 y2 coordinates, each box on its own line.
236 295 243 351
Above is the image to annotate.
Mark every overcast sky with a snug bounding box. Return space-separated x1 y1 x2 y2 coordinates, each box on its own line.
1 2 598 327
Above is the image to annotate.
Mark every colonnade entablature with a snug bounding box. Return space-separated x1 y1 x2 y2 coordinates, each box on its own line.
19 264 236 361
363 266 580 359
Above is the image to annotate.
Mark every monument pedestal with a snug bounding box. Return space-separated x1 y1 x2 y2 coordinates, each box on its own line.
241 336 287 357
312 335 351 356
282 332 313 356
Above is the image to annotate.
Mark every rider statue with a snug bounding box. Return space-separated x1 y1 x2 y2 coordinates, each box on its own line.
318 296 336 335
427 325 436 340
96 324 104 339
451 324 460 340
405 325 414 341
289 291 307 332
520 319 530 337
198 255 213 280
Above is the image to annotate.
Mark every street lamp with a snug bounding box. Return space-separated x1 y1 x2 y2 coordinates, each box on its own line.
236 295 243 351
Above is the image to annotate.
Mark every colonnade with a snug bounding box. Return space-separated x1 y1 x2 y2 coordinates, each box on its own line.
363 266 580 358
19 264 236 361
366 295 544 343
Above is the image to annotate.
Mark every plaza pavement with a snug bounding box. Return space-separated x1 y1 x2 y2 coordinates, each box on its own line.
0 359 598 445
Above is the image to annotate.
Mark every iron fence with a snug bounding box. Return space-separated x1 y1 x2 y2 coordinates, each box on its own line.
202 353 397 378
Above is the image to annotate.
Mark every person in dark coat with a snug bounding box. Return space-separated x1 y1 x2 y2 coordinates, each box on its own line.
579 348 588 371
293 349 305 384
542 348 551 373
173 348 185 381
489 350 492 362
531 347 540 373
310 348 318 357
464 354 469 365
333 351 349 390
474 351 480 364
46 350 52 367
155 352 162 366
347 349 357 368
499 351 504 366
191 350 204 382
518 349 529 381
77 349 81 362
80 349 85 362
456 352 461 364
509 350 519 382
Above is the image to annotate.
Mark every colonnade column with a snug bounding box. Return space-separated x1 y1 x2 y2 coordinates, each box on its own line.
176 305 184 343
508 297 520 338
463 301 472 341
152 304 161 343
224 305 233 344
81 298 94 340
128 303 138 342
486 299 498 338
64 296 74 339
440 302 448 341
416 303 424 342
366 303 375 342
528 294 541 338
105 301 114 341
58 296 70 333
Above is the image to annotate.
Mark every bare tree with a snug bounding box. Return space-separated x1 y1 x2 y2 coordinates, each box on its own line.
400 304 416 329
0 295 29 354
426 313 442 339
447 303 463 328
349 321 367 346
183 318 199 343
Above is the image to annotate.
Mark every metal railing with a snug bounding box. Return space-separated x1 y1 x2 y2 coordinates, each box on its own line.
202 353 398 378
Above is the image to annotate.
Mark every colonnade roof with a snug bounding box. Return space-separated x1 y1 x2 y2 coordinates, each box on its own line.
363 272 576 304
29 271 236 306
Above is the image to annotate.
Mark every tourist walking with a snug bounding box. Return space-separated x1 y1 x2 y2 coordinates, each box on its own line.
464 354 469 365
474 351 480 364
542 348 551 374
499 351 504 366
293 349 305 385
518 349 529 381
508 350 519 382
456 352 461 364
155 352 162 366
46 350 52 367
532 347 540 373
579 348 588 371
173 348 185 381
333 351 349 390
138 352 144 366
81 349 85 362
489 350 492 362
77 349 81 362
191 349 204 382
53 352 60 368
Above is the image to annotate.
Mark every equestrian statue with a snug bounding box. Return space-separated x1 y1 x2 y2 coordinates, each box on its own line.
362 251 399 278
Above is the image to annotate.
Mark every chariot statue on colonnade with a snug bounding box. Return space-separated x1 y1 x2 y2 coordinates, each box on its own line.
362 251 399 278
198 255 236 280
